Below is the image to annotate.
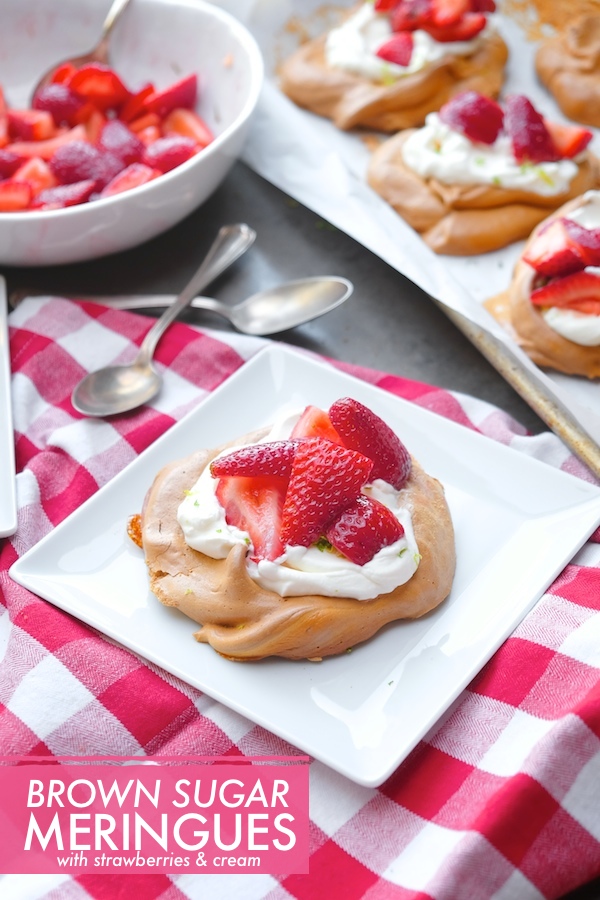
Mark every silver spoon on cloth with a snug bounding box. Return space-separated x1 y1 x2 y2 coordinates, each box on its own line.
71 222 256 418
31 0 133 100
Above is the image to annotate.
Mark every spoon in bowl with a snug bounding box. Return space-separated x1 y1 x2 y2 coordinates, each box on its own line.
31 0 133 99
71 222 256 418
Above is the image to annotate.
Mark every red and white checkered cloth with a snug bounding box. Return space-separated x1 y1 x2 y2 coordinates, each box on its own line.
2 296 600 900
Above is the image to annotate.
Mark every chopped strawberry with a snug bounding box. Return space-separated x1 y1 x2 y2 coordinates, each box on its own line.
0 116 8 149
50 62 78 85
162 108 214 148
471 0 495 9
210 440 299 479
431 0 470 27
143 74 198 119
543 119 593 159
49 140 124 189
0 180 31 211
216 474 288 562
530 270 600 311
8 124 88 160
99 162 160 197
68 63 131 111
504 94 560 164
119 83 155 124
97 119 144 165
422 10 486 41
326 495 405 565
135 125 162 146
0 149 26 178
328 397 412 489
439 91 503 144
374 0 399 9
391 0 433 31
33 84 87 127
376 33 414 66
129 112 162 134
280 438 373 548
142 135 197 173
290 405 344 444
523 218 587 278
30 179 96 210
11 157 57 196
563 218 600 268
84 109 107 143
7 109 56 142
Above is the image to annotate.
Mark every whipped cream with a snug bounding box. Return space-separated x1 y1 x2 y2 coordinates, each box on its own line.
177 411 420 601
538 192 600 346
401 112 579 196
325 3 490 82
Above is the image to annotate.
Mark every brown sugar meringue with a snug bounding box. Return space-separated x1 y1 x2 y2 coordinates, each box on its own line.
536 15 600 128
485 193 600 378
140 431 455 662
278 3 507 132
367 126 600 256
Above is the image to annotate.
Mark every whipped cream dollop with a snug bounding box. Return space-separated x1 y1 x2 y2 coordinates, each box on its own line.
401 112 579 196
177 411 420 601
325 3 490 82
539 191 600 346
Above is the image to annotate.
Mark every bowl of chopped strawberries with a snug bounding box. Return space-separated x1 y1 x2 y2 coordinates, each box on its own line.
0 0 263 265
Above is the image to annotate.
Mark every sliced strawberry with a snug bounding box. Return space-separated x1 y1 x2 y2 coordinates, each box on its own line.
210 441 299 479
143 74 198 119
68 63 131 111
280 438 373 548
142 135 197 173
0 180 31 211
328 397 412 489
563 218 600 268
216 474 288 561
471 0 495 9
0 148 26 178
523 218 587 278
543 119 593 159
422 10 486 41
290 405 344 444
84 109 107 143
0 116 8 149
129 112 162 133
7 109 56 142
30 179 96 210
374 0 399 9
11 157 57 196
7 124 88 160
135 125 162 146
161 108 214 148
325 495 405 565
530 270 600 310
50 62 78 85
504 94 560 164
563 298 600 315
439 91 503 144
99 162 160 197
33 84 87 127
391 0 433 31
97 119 144 165
119 83 155 124
376 33 414 66
431 0 470 27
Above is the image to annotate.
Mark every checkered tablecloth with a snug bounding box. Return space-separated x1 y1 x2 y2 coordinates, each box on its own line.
2 296 600 900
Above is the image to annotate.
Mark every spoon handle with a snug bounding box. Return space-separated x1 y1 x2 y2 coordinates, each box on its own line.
135 224 256 365
100 0 134 43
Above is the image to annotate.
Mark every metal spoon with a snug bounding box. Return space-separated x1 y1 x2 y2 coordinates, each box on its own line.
71 222 256 418
31 0 133 99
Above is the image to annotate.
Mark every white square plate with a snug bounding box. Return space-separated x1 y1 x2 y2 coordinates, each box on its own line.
0 276 17 538
9 346 600 786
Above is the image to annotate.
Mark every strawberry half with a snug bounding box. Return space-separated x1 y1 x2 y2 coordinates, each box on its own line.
376 32 414 66
422 11 486 41
431 0 470 27
543 119 593 160
328 397 412 489
280 438 373 548
563 218 600 268
530 270 600 314
290 405 344 444
504 95 560 164
216 474 288 562
439 91 503 145
523 218 587 278
210 440 299 479
391 0 433 32
326 495 405 565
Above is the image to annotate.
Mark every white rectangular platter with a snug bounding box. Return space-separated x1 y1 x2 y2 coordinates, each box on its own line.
9 346 600 786
0 276 17 538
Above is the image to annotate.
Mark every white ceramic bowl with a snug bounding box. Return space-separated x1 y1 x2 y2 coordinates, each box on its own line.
0 0 263 266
